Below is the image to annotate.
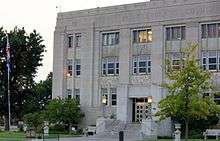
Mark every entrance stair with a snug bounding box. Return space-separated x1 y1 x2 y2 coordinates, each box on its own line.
94 120 142 140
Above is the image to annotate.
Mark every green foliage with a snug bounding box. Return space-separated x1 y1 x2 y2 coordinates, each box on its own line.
24 112 44 132
44 98 84 131
0 27 45 122
156 44 220 140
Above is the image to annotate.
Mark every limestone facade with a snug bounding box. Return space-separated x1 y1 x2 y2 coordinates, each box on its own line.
53 0 220 136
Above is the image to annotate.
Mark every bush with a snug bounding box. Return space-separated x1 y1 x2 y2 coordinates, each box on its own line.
49 124 66 133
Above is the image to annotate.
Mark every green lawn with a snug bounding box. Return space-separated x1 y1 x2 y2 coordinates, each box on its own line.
0 131 82 140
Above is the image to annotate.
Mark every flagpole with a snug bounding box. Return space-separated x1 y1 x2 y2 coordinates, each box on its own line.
6 34 11 131
7 62 11 131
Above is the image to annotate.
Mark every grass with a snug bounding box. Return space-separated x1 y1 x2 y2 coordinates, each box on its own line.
0 131 26 141
0 131 82 140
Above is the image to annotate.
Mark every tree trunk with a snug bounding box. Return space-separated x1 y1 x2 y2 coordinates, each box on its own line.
185 118 189 141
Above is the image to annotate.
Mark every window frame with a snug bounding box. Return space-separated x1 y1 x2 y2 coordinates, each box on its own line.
132 28 152 43
75 59 81 76
102 32 119 46
67 59 73 77
68 35 73 48
132 55 151 75
75 33 81 47
165 26 185 41
102 57 119 76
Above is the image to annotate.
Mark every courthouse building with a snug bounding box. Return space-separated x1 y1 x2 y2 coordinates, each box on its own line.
53 0 220 135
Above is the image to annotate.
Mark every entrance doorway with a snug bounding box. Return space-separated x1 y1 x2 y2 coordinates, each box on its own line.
132 98 150 122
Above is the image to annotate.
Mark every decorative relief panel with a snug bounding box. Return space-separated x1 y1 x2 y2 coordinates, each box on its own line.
132 43 151 55
102 45 119 57
99 76 119 87
130 75 151 86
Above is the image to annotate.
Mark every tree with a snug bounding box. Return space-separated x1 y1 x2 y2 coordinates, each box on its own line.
24 112 44 132
22 72 52 115
44 98 84 132
0 27 45 130
156 45 220 141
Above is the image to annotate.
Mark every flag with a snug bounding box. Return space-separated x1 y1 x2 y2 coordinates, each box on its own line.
6 34 10 73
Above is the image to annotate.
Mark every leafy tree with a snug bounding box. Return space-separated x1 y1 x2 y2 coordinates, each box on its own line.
0 27 45 130
24 112 44 132
22 72 52 115
44 98 84 132
156 45 220 141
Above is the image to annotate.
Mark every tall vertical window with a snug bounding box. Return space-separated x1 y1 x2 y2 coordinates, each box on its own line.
110 88 117 106
75 59 81 76
102 32 119 46
68 35 73 48
67 89 72 99
102 57 119 76
133 29 152 43
75 89 80 103
75 33 81 47
166 26 185 41
101 88 108 105
202 51 219 71
201 23 220 38
67 59 73 76
133 55 151 75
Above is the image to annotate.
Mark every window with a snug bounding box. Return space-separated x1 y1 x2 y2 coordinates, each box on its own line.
110 88 117 106
75 89 80 103
133 29 152 43
102 32 119 46
214 93 220 105
166 53 185 71
202 51 219 71
75 59 80 76
101 88 108 105
68 35 73 48
133 55 151 75
75 33 81 47
102 57 119 76
67 89 72 99
166 26 185 41
202 23 220 38
67 59 73 76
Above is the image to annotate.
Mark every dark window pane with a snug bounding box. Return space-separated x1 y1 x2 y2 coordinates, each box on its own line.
76 65 80 70
139 62 146 67
148 68 151 73
134 62 137 67
108 69 114 74
116 69 119 74
203 58 206 64
166 28 170 41
133 31 138 43
202 25 207 38
134 68 137 74
148 61 151 66
108 63 114 68
181 26 185 40
103 70 106 75
116 63 119 68
209 65 217 70
139 68 146 73
209 58 217 63
103 64 106 69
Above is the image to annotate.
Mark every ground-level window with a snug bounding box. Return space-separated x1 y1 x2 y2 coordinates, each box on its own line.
75 89 80 103
133 55 151 75
67 89 72 99
102 57 119 76
110 88 117 106
66 59 73 76
101 88 108 105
